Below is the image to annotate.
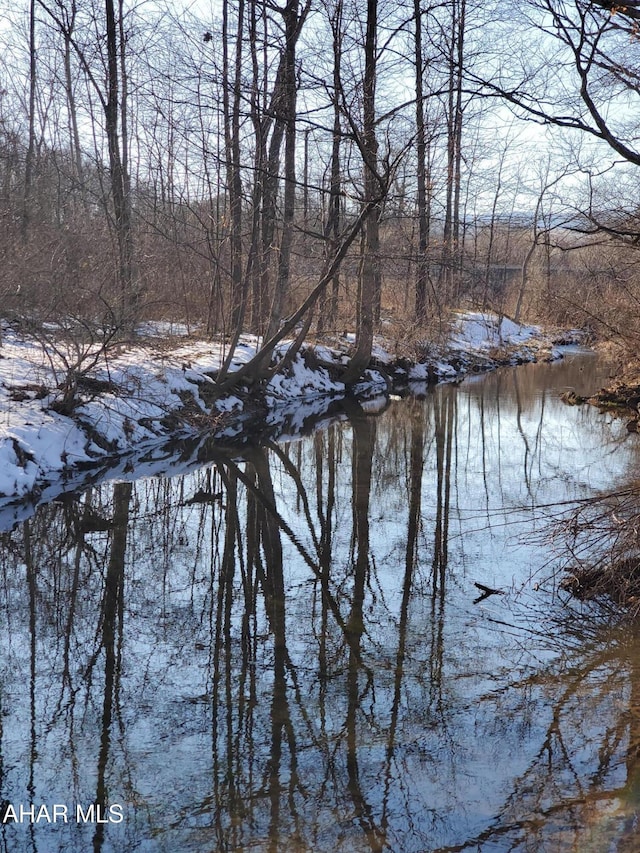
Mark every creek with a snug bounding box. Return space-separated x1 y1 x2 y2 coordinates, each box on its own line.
1 350 640 852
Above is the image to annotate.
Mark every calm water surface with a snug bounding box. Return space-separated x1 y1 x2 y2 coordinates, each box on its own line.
2 351 640 852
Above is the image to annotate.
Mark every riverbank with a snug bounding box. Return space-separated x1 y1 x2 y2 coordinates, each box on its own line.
0 311 570 507
584 378 640 431
560 350 640 431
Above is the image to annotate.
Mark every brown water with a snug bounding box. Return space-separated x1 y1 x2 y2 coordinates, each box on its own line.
1 350 640 852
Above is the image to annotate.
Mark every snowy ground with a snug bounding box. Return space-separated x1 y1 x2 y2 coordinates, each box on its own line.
0 311 566 507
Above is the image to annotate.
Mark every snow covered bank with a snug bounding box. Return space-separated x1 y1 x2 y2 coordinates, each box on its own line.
0 311 568 507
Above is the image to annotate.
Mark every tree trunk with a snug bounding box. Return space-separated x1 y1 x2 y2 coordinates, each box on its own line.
63 24 86 211
343 0 380 384
451 0 466 302
22 0 37 241
222 0 245 334
266 0 300 340
440 0 465 304
318 0 344 336
105 0 135 324
249 0 308 338
248 0 267 333
414 0 430 321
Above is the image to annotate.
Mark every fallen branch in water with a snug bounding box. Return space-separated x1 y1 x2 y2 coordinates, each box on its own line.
473 581 505 604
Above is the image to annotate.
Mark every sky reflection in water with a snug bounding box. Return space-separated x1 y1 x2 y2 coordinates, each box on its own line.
1 352 640 852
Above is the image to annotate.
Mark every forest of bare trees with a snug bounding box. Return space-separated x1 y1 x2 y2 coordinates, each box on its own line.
1 0 640 382
3 5 640 847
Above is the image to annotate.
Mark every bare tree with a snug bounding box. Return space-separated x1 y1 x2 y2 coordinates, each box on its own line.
477 0 640 172
22 0 37 241
342 0 382 383
317 0 345 335
413 0 431 321
221 0 245 333
36 0 137 322
515 160 569 321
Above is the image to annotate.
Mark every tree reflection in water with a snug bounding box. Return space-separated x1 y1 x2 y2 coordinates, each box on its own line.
1 356 640 851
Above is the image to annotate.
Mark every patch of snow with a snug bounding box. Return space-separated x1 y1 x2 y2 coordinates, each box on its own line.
313 345 340 363
409 363 430 381
135 320 199 338
450 311 542 352
265 353 344 405
434 361 458 378
348 369 389 398
371 340 393 364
